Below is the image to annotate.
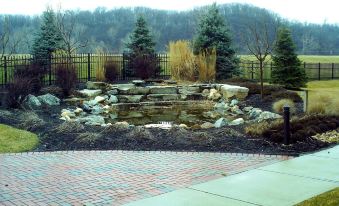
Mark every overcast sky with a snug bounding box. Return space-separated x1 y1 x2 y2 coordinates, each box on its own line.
0 0 338 24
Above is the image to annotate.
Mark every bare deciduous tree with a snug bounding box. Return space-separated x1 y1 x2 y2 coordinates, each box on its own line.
242 18 277 100
56 9 88 61
0 17 21 66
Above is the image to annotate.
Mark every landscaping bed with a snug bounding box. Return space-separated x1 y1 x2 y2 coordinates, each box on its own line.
0 80 336 155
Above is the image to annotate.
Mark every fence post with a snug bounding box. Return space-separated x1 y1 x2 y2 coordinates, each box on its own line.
87 53 91 81
332 63 334 79
4 56 7 85
318 62 321 80
251 61 254 80
283 105 291 145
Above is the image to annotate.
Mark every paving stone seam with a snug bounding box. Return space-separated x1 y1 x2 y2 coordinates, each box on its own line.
0 150 292 159
187 188 263 206
257 169 339 184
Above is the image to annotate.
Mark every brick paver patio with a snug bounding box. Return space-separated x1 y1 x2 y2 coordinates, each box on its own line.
0 151 288 205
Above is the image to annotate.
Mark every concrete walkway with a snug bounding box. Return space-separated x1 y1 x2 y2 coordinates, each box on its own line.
0 151 286 206
125 145 339 206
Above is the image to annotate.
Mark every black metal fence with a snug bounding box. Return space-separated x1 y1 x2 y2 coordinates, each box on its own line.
0 54 338 87
240 61 339 81
0 53 170 87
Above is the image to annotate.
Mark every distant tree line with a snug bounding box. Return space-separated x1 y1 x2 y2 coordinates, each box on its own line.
1 3 339 55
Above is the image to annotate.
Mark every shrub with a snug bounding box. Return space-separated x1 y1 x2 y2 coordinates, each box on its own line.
307 93 338 115
269 90 303 102
245 120 282 137
196 48 216 82
308 103 326 114
18 111 45 131
6 77 33 108
168 40 197 81
104 61 119 82
131 53 159 79
95 66 106 82
262 115 339 143
272 99 296 114
55 64 77 96
14 63 46 94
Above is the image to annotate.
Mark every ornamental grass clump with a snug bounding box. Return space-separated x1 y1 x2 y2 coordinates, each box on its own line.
196 48 216 82
168 40 197 81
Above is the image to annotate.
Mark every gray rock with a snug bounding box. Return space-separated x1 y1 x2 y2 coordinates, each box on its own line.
107 95 118 104
179 112 198 123
214 118 229 128
178 86 200 94
201 122 215 129
208 89 222 101
214 102 230 111
106 89 118 95
77 115 105 126
78 89 102 97
147 86 178 94
257 111 282 122
243 106 254 112
202 111 220 119
110 113 118 119
220 84 249 100
201 89 210 97
116 84 136 94
147 94 180 101
229 118 245 126
86 81 107 90
25 95 41 108
120 87 150 95
230 99 239 107
117 95 144 103
91 105 104 115
249 108 263 119
132 80 145 86
37 94 60 106
94 96 106 103
231 105 244 115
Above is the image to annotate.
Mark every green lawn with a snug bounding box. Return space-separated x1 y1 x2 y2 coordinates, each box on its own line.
240 55 339 63
0 124 39 153
305 80 339 115
295 187 339 206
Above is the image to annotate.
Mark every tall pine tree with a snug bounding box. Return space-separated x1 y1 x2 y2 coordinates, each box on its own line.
32 8 64 61
193 3 239 80
271 27 307 88
126 15 155 55
125 16 158 79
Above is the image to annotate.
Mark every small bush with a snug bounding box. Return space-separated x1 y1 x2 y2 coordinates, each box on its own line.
168 40 197 81
307 94 338 115
14 63 46 94
308 103 326 114
17 112 45 131
75 132 102 147
269 90 303 102
55 64 77 96
245 120 282 137
104 61 119 82
52 122 84 134
272 99 296 114
6 77 33 108
96 67 106 82
132 53 159 79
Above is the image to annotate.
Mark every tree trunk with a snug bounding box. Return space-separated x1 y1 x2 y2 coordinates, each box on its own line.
260 60 264 100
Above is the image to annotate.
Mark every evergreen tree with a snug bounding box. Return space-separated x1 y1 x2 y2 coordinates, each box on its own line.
126 15 155 55
31 8 64 61
193 3 239 80
272 27 307 88
125 16 159 78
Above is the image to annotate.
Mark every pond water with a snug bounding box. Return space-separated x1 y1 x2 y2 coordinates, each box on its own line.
105 102 222 126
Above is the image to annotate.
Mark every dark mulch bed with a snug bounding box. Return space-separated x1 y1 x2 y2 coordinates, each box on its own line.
0 95 334 156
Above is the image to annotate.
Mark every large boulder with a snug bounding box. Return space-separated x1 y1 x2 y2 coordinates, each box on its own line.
37 94 60 106
119 87 150 95
249 108 263 119
117 95 144 103
214 118 229 128
178 86 200 94
220 84 249 100
86 81 108 90
147 86 178 94
229 118 245 126
78 89 102 97
208 89 222 101
116 84 136 94
77 115 105 126
25 95 41 108
257 111 282 122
